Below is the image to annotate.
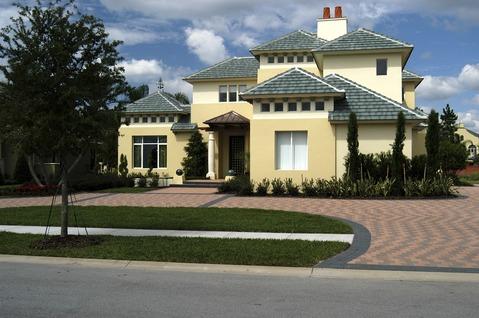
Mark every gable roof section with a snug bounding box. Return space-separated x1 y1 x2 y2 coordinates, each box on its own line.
324 73 426 122
240 67 344 98
402 69 423 81
250 30 326 54
125 92 189 114
184 57 259 81
315 28 413 53
171 122 198 132
204 111 249 125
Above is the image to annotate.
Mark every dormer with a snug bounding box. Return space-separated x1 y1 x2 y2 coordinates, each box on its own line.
402 70 423 109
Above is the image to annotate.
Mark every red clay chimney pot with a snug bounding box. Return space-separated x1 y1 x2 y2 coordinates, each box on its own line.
323 7 331 19
335 6 342 18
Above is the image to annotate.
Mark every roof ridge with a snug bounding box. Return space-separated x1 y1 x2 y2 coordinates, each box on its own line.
326 73 425 118
403 69 423 78
250 30 304 51
160 92 182 111
184 57 234 79
315 28 361 50
358 28 412 47
295 68 344 92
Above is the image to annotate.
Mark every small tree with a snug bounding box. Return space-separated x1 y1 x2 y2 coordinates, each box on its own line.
346 112 360 181
439 141 468 173
0 1 126 237
14 154 31 183
182 131 207 178
173 92 190 104
118 154 128 178
391 112 406 191
440 104 459 143
426 110 441 175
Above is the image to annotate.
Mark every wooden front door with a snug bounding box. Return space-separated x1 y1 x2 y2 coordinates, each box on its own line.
229 136 245 175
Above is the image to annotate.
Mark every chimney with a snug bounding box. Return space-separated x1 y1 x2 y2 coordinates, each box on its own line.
335 6 342 18
323 7 331 19
317 6 348 41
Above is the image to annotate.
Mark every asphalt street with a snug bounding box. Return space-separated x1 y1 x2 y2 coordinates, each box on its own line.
0 261 478 318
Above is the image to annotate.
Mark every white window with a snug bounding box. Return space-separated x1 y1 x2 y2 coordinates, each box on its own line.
133 136 167 169
229 85 237 102
275 132 308 170
219 85 227 102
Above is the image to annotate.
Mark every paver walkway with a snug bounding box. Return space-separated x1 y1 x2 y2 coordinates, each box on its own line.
1 186 478 270
0 225 353 243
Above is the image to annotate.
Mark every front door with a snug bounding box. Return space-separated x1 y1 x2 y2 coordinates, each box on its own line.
229 136 245 175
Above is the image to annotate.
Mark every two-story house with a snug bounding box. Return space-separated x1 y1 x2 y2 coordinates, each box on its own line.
118 6 427 183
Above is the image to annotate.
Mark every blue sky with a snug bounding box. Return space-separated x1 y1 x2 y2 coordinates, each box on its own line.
1 0 479 130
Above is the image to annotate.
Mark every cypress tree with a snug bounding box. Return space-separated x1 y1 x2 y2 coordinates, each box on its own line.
392 112 406 190
182 131 208 178
426 110 440 175
346 112 360 182
440 104 459 143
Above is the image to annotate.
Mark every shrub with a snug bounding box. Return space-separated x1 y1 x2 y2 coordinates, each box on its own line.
217 176 252 194
182 131 208 178
375 178 395 197
14 155 31 183
410 155 427 180
439 140 468 173
118 154 128 178
346 112 360 181
271 178 285 196
374 152 392 180
237 179 254 196
150 177 159 188
0 172 4 186
255 178 270 196
137 177 147 188
70 173 129 191
284 178 300 196
315 178 328 197
301 178 317 196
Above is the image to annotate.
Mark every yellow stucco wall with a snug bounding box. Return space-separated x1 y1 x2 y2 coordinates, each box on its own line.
118 125 192 179
457 125 479 146
249 118 336 184
191 80 255 128
322 52 403 103
412 128 427 156
257 55 321 82
335 123 413 177
403 82 416 109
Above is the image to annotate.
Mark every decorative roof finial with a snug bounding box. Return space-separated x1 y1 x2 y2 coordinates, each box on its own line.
157 78 164 93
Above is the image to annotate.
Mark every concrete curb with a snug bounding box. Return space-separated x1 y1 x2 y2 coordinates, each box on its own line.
1 254 478 282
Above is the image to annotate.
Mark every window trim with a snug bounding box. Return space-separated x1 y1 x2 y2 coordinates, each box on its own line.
133 136 168 169
287 56 294 63
297 55 304 63
267 56 275 63
277 56 285 63
219 84 248 103
288 102 297 112
315 101 325 111
301 102 311 111
261 103 271 112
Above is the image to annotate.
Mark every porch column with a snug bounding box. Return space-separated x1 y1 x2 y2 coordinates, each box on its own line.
206 131 216 180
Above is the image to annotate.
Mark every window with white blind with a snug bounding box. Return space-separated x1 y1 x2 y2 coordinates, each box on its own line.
133 136 167 169
275 131 308 170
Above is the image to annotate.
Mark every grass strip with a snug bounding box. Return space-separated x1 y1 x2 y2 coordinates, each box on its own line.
0 232 349 267
0 206 352 234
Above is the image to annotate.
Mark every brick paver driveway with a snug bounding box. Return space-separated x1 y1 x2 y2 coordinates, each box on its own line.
1 186 478 270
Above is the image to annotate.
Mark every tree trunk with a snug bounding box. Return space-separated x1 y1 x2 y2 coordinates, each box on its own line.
25 155 44 186
60 167 69 237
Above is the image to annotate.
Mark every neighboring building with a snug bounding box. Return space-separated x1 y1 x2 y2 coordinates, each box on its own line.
118 6 427 183
457 123 479 160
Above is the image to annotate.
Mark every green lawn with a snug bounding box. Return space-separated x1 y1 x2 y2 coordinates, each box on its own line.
95 187 156 193
0 206 352 234
0 232 349 267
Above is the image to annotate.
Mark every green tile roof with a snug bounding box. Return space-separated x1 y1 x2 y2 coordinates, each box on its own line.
324 74 426 122
171 122 197 132
315 28 413 53
402 69 423 81
250 30 326 53
184 57 258 81
125 92 190 114
241 67 344 97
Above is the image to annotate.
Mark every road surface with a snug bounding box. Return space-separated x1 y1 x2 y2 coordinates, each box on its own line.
0 261 477 318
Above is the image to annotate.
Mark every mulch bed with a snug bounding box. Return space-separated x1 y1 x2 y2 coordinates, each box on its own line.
31 235 103 250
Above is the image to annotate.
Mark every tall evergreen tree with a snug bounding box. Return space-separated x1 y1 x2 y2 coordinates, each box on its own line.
440 104 458 143
173 92 190 104
182 131 207 178
346 112 360 181
0 0 126 237
391 112 406 189
426 110 441 174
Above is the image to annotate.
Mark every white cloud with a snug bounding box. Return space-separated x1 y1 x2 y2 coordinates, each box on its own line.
184 28 228 65
233 33 258 48
458 110 479 132
458 64 479 91
417 64 479 101
119 59 192 97
107 26 165 46
0 5 17 29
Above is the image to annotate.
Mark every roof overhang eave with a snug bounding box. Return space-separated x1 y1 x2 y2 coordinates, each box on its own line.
183 76 257 84
240 91 345 101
